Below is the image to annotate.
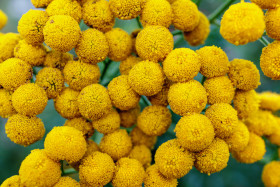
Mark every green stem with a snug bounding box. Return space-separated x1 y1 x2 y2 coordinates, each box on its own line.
141 96 151 106
258 37 270 47
101 59 111 82
136 17 143 29
60 161 65 176
201 76 206 85
208 0 236 22
172 30 182 36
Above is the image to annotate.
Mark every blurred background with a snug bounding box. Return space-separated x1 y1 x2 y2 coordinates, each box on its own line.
0 0 279 186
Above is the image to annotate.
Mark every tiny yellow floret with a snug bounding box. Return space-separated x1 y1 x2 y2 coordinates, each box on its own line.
0 89 16 118
92 109 120 134
31 0 53 8
53 177 80 187
258 91 280 112
109 0 144 20
44 50 73 70
262 161 280 187
147 79 171 106
64 117 94 138
0 33 21 63
130 127 157 149
129 145 152 169
251 0 280 9
119 105 140 128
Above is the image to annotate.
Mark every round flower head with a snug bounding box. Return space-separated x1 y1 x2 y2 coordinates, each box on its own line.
84 140 100 158
47 0 82 23
63 60 100 91
64 117 94 138
167 0 177 3
262 161 280 187
0 10 7 30
119 55 141 75
205 103 238 139
128 60 165 96
18 10 49 45
82 0 115 33
54 88 81 119
137 105 172 136
268 117 280 146
109 0 144 20
163 48 201 83
224 120 250 152
105 28 132 61
174 113 215 152
140 0 172 28
1 175 21 187
220 1 265 45
44 15 81 53
76 29 109 64
53 177 80 187
204 76 235 104
147 78 171 106
195 138 230 175
79 151 115 186
31 0 53 8
130 127 157 149
0 89 16 118
129 145 152 169
196 46 229 78
155 139 194 179
136 26 173 62
100 129 132 161
92 109 120 134
232 132 266 164
233 90 260 119
12 83 48 116
119 105 140 128
168 80 207 116
44 50 73 70
108 75 140 110
78 84 112 120
251 0 280 9
0 33 21 63
131 29 141 54
45 126 87 162
14 40 47 66
184 12 210 46
265 7 280 40
112 157 145 187
172 0 200 32
258 91 280 111
5 114 45 146
19 149 61 187
260 41 280 80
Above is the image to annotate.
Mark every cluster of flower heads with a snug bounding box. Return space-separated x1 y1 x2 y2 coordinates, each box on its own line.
0 0 280 186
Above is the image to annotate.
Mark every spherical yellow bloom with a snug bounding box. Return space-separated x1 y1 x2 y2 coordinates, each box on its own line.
144 165 178 187
119 105 140 128
1 175 20 187
155 139 194 179
105 28 132 61
224 120 250 152
119 55 141 75
79 151 115 187
205 103 238 139
0 89 16 118
172 0 199 32
76 29 109 64
204 76 235 104
44 50 73 70
130 127 157 149
251 0 280 9
92 109 120 134
140 0 172 28
168 80 207 116
258 92 280 111
84 140 100 158
18 10 49 45
100 129 132 161
78 84 112 120
128 60 165 96
136 26 173 62
167 0 177 3
0 33 21 63
53 177 80 187
268 124 280 146
112 157 145 187
5 114 45 146
233 90 260 119
108 75 140 110
195 138 229 175
82 0 115 33
137 105 172 136
163 48 201 83
184 12 210 46
147 78 171 106
45 126 87 162
0 10 7 30
220 1 265 45
54 88 81 119
31 0 53 8
64 117 94 138
19 149 61 187
129 145 152 169
174 113 215 152
109 0 144 20
44 15 81 53
265 7 280 40
131 29 141 54
47 0 82 23
196 46 229 78
232 132 266 164
262 161 280 187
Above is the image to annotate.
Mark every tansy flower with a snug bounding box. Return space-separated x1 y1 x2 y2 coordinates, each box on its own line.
251 0 280 9
0 33 21 63
53 177 80 187
119 104 140 128
258 91 280 111
262 161 280 187
268 117 280 146
92 109 120 134
1 175 21 187
265 7 280 40
31 0 53 8
147 78 171 106
129 145 152 169
0 89 16 118
0 10 7 30
64 117 94 138
109 0 144 20
119 55 141 75
84 140 100 158
130 127 157 149
43 50 73 70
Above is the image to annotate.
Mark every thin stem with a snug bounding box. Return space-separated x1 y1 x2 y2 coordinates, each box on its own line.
101 59 111 82
172 30 182 36
258 37 270 47
141 96 151 106
208 0 236 22
136 17 143 29
201 76 207 85
60 161 65 176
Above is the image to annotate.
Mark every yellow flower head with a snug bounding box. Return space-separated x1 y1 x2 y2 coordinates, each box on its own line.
0 33 21 63
268 117 280 146
155 139 194 179
18 10 49 45
136 26 173 62
167 0 177 3
195 138 229 175
262 161 280 187
130 127 157 149
64 117 94 138
0 10 7 30
84 140 100 158
119 55 141 75
19 149 61 187
172 0 200 32
109 0 144 20
0 89 16 118
147 78 171 106
100 129 132 161
78 84 112 120
5 114 45 146
140 0 172 28
129 145 152 169
137 105 172 136
232 132 266 164
92 109 120 134
44 15 81 53
53 177 80 187
220 1 265 45
204 76 235 104
184 12 210 46
119 104 140 128
44 126 87 162
12 83 48 116
265 7 280 40
258 91 280 111
163 48 201 83
31 0 53 8
168 80 207 116
251 0 280 9
112 157 145 187
44 50 73 70
1 175 20 187
174 113 215 152
196 46 229 78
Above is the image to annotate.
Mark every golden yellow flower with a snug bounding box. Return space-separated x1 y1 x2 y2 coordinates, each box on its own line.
0 10 7 30
109 0 144 20
44 50 73 70
0 89 16 118
147 78 171 106
265 7 280 40
268 117 280 146
119 55 141 75
251 0 280 9
53 177 80 187
64 117 94 138
1 175 20 187
258 91 280 111
262 161 280 187
119 105 140 128
129 145 152 169
31 0 53 8
84 140 100 158
130 127 157 149
92 109 120 134
0 33 21 63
